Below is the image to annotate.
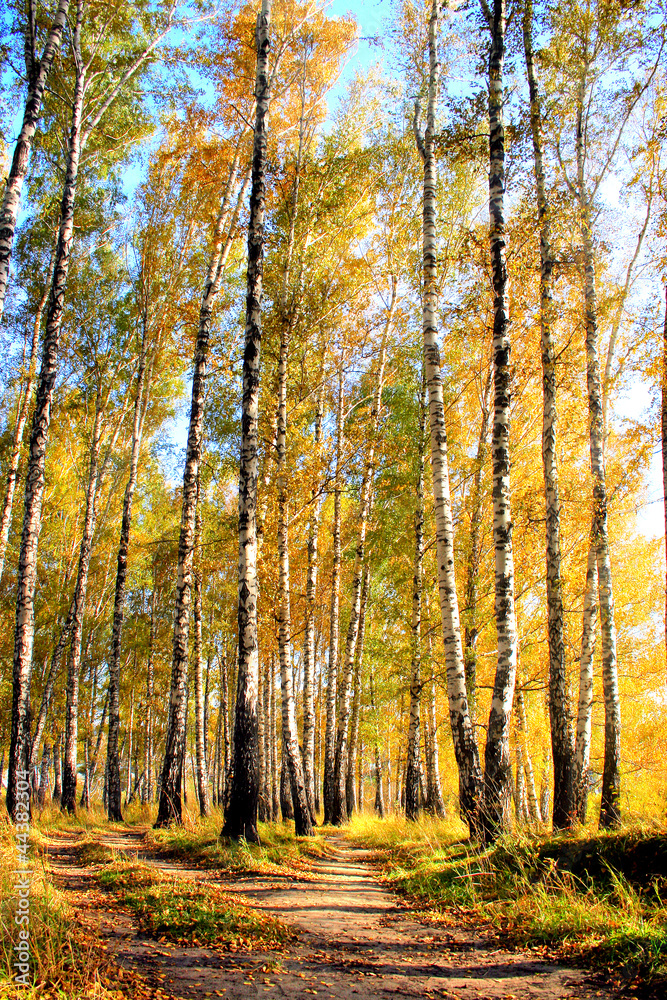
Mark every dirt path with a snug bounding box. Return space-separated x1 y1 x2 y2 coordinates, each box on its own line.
44 829 610 1000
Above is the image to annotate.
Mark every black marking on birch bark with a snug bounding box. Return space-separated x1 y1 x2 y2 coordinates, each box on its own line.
223 0 272 844
414 0 482 838
0 1 69 323
7 7 84 818
481 0 519 844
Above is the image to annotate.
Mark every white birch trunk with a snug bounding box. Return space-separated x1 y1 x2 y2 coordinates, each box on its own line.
224 0 272 843
523 0 574 829
346 564 370 816
6 1 85 820
331 286 395 824
62 397 105 813
303 386 324 822
574 535 598 822
323 359 344 822
406 374 425 821
194 481 211 817
575 71 621 830
481 0 519 842
0 0 70 322
0 241 56 583
414 0 482 834
156 153 248 829
275 319 312 835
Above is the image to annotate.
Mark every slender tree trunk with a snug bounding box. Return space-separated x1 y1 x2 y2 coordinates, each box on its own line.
347 564 370 817
142 582 157 804
84 688 109 806
662 287 667 663
406 371 426 821
155 159 247 831
315 667 322 816
6 4 85 820
37 742 50 806
414 0 482 836
481 0 519 843
270 656 279 820
275 319 313 835
423 597 446 817
463 367 491 727
515 682 541 824
303 387 324 823
124 683 135 808
574 535 598 822
29 626 70 771
575 81 621 831
370 668 385 817
61 398 105 814
263 659 272 817
324 359 344 823
52 733 62 805
257 660 268 820
0 0 70 322
194 480 211 818
523 0 574 830
223 0 272 844
0 240 56 583
107 336 151 820
332 287 395 825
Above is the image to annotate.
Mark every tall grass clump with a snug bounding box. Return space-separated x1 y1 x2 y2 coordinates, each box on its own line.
348 814 667 987
0 819 116 998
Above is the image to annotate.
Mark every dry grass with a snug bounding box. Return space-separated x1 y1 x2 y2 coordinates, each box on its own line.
345 813 667 988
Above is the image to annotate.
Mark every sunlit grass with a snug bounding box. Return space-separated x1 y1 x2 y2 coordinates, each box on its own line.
346 812 667 986
0 817 117 998
97 858 293 948
144 805 332 871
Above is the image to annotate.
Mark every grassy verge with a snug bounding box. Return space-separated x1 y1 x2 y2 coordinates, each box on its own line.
96 859 293 949
0 818 123 999
144 809 332 872
346 815 667 989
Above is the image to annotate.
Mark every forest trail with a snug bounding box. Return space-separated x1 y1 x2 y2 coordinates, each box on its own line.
43 829 610 1000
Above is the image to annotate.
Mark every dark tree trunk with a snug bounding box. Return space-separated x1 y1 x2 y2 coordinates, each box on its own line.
481 0 519 844
523 0 574 830
223 0 272 843
107 333 150 821
323 359 344 823
280 737 294 821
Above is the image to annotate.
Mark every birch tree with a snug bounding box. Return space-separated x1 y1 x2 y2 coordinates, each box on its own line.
549 0 662 828
222 0 272 843
523 0 575 829
6 0 177 820
331 281 395 825
0 0 70 323
156 154 250 827
413 0 482 835
480 0 519 842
